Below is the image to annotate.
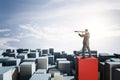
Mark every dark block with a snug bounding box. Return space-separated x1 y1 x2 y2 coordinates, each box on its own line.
48 55 54 65
54 52 61 62
8 53 18 58
99 62 105 80
30 50 36 52
49 48 54 55
6 49 12 53
28 52 39 58
61 53 67 58
99 53 115 62
17 53 27 62
67 54 75 61
114 53 120 58
105 62 120 80
112 68 120 80
110 58 120 62
58 60 71 75
90 50 98 57
3 58 21 66
42 49 48 55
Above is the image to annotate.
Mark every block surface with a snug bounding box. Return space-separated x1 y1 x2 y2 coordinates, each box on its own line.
36 57 48 70
113 68 120 80
77 56 98 80
0 66 18 80
30 74 51 80
104 62 120 80
58 60 71 75
20 62 36 80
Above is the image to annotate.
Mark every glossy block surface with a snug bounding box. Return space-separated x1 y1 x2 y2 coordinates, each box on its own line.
77 56 98 80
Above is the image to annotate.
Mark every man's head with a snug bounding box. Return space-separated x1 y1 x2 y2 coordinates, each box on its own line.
85 29 88 32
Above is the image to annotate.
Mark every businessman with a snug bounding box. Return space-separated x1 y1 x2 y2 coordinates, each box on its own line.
78 29 91 58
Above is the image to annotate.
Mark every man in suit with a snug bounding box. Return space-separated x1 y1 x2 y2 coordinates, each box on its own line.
78 29 91 58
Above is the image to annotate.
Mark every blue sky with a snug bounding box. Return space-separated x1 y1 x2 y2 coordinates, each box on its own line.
0 0 120 54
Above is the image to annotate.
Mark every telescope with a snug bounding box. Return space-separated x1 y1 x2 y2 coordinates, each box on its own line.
74 31 84 33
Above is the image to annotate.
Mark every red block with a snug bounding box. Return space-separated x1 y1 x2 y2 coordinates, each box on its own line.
77 56 98 80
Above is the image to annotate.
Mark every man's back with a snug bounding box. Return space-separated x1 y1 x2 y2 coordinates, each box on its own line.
83 31 90 45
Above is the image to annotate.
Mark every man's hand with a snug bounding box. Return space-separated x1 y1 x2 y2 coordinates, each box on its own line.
78 33 84 37
78 34 81 36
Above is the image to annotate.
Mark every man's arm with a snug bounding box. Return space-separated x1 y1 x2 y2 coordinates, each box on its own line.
78 33 84 37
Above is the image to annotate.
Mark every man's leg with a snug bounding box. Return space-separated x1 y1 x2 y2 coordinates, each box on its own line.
82 45 85 58
87 46 91 57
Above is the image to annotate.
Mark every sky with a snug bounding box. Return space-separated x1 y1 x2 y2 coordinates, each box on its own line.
0 0 120 54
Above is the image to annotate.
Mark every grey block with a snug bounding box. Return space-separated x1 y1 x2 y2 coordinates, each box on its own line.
20 62 36 80
0 66 18 80
63 76 74 80
0 67 12 80
58 61 71 75
29 74 51 80
48 65 56 69
56 58 67 61
48 68 60 77
36 57 48 70
0 50 4 56
54 74 63 80
56 58 67 68
0 63 2 66
35 69 46 74
105 62 120 80
11 67 18 80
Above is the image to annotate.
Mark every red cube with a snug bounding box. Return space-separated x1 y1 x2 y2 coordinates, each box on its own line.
77 56 98 80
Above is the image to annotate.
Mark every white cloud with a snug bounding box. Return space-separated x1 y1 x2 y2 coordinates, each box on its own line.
19 23 77 40
18 23 81 53
0 28 10 32
0 38 20 49
15 32 32 39
19 24 45 39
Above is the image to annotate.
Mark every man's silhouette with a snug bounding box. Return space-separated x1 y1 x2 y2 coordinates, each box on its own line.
78 29 91 58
